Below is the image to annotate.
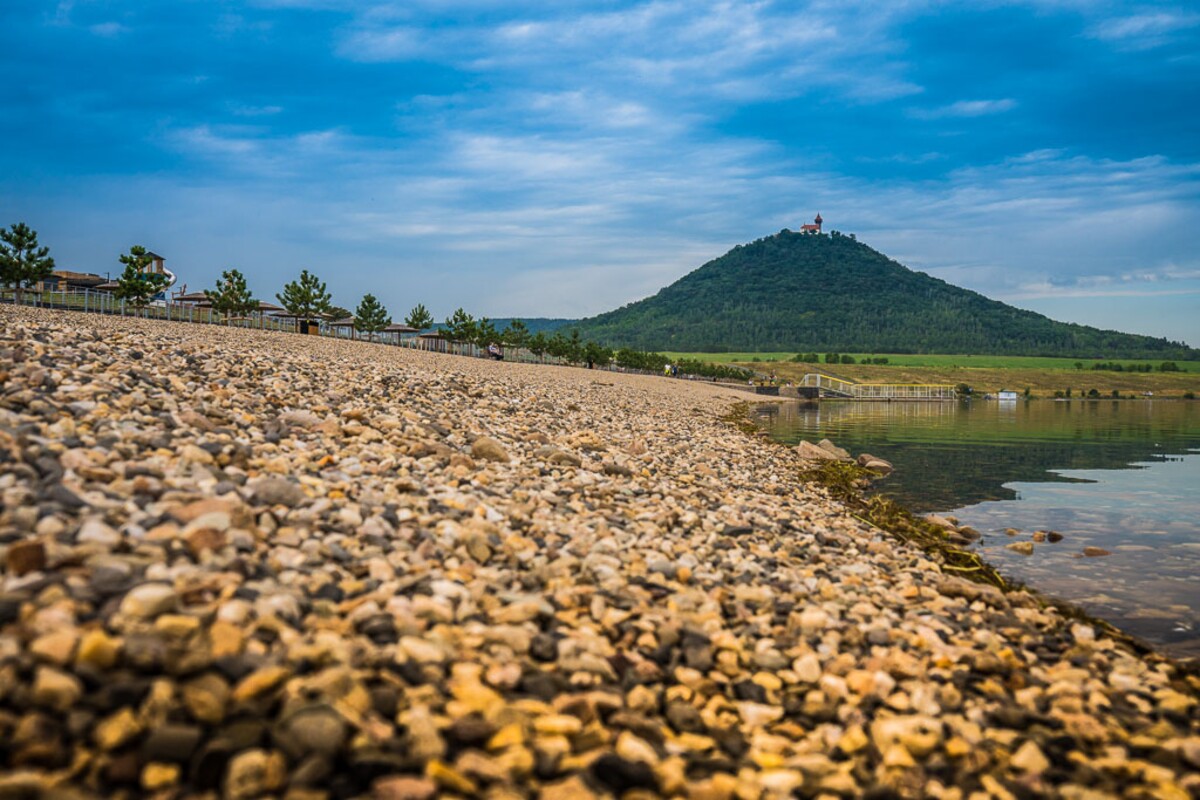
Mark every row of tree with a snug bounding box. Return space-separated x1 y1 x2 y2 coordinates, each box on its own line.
789 352 890 365
3 222 751 381
1084 361 1182 373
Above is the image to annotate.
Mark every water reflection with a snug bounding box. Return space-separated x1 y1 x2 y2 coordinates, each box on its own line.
756 400 1200 657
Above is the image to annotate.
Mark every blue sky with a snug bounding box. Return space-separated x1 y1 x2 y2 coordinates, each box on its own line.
3 1 1199 345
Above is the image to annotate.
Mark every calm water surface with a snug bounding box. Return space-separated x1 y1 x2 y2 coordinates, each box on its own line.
754 400 1200 658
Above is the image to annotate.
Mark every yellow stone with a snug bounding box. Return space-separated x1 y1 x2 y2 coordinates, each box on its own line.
141 762 180 790
944 737 971 758
615 731 659 764
209 620 245 658
487 723 526 751
232 665 291 703
76 629 120 670
533 714 582 736
426 759 478 794
495 745 534 779
155 614 200 638
883 745 916 768
94 707 141 751
837 725 869 754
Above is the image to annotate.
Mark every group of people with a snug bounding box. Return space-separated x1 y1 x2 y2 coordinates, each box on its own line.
662 363 680 377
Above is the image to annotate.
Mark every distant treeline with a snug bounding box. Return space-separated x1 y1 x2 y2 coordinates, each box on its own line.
1086 361 1182 372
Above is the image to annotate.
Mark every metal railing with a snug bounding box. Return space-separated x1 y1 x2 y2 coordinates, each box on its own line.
801 371 957 400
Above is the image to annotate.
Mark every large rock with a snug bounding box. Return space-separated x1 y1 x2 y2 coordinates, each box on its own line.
470 436 510 463
250 477 306 507
119 583 178 618
817 439 851 460
795 440 839 461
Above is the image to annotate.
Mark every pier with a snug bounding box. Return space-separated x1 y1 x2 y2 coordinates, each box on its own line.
799 370 957 400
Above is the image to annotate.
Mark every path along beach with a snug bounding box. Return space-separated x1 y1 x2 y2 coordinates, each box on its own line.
1 304 1198 798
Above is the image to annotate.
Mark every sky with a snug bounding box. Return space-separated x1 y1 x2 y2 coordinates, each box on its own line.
2 1 1199 345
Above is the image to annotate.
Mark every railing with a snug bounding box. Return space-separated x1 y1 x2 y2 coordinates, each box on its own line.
799 372 859 397
2 288 765 383
801 372 956 400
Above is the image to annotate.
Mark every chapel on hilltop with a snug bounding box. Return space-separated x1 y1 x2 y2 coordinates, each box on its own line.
800 213 823 234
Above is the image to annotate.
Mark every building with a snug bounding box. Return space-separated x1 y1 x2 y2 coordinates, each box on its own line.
41 270 107 291
800 213 823 234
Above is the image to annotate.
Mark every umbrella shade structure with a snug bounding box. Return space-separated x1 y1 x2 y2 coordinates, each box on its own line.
384 323 419 334
257 301 285 312
329 317 356 327
173 291 212 305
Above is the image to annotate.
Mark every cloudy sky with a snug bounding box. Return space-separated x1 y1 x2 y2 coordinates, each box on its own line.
3 1 1199 344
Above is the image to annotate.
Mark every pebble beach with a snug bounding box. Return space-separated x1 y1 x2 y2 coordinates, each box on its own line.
1 304 1198 799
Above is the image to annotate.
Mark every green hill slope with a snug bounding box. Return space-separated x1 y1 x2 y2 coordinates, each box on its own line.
574 230 1197 358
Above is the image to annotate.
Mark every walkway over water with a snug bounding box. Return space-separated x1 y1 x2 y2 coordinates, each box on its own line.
800 370 957 400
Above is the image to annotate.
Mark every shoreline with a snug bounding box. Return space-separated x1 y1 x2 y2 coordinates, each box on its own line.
756 398 1200 665
2 305 1199 797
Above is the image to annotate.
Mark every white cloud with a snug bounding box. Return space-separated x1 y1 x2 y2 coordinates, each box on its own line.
89 21 128 37
910 98 1017 119
1089 11 1200 49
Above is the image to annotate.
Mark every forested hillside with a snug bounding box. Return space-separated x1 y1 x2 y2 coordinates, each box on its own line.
572 230 1197 358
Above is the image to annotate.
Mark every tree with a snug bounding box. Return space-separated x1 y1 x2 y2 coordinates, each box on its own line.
0 222 55 302
503 319 530 351
474 317 499 349
114 246 170 307
355 293 390 339
276 269 332 322
583 340 612 368
566 329 584 364
527 331 548 362
405 303 434 330
206 269 257 321
327 306 352 321
444 308 477 343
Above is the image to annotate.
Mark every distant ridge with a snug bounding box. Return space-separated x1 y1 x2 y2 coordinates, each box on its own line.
571 229 1197 359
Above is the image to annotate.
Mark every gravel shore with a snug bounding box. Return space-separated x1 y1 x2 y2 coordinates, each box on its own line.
1 304 1198 799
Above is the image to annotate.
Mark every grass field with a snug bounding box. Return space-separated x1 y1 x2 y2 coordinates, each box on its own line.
662 351 1200 372
748 362 1199 398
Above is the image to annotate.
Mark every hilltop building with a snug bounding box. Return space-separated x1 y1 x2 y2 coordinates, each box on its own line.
800 213 823 234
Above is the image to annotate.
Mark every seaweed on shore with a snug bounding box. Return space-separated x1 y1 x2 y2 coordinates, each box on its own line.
798 460 1010 590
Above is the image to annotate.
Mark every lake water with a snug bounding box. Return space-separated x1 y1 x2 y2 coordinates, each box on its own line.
754 399 1200 659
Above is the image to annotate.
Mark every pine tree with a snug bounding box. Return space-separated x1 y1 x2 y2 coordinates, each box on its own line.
206 269 257 321
502 319 529 350
276 269 332 322
354 293 390 338
444 308 476 343
474 317 499 349
0 222 55 302
405 303 434 330
114 246 169 307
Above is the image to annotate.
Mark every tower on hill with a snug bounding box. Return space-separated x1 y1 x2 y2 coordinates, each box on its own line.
800 213 823 234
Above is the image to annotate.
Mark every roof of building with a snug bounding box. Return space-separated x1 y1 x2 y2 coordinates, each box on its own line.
51 269 105 281
144 252 165 260
384 323 419 333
